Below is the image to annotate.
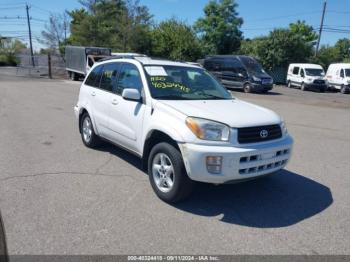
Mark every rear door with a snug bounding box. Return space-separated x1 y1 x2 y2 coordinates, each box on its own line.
107 62 146 153
83 64 111 136
220 58 246 88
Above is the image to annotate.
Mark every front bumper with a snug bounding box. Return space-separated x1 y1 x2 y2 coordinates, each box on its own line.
180 135 293 184
74 105 79 119
305 83 327 90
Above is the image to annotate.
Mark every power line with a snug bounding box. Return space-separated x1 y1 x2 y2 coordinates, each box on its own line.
246 11 321 23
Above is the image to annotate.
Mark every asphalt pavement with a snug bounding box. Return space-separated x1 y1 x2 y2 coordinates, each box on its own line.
0 69 350 255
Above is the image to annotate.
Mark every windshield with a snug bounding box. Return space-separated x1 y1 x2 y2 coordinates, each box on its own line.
239 56 265 74
305 68 325 76
144 65 233 100
345 69 350 77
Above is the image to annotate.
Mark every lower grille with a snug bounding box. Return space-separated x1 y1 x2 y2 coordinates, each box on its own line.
314 80 325 85
237 124 282 144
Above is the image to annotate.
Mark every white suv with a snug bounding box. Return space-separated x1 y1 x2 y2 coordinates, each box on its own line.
74 57 293 203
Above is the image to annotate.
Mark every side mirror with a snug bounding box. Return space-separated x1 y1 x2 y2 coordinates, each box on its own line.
122 88 142 102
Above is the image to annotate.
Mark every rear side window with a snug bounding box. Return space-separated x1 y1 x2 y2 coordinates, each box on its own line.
100 63 121 92
204 59 221 71
292 67 299 75
85 65 103 87
115 63 143 95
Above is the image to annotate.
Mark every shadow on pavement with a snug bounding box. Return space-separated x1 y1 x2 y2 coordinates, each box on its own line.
173 170 333 228
92 143 333 228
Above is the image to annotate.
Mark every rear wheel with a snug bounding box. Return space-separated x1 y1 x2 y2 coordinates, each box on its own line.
340 85 348 94
80 113 100 148
71 72 79 81
148 142 194 203
243 83 252 93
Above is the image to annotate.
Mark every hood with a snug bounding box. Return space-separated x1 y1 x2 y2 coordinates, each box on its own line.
251 71 272 79
157 99 281 128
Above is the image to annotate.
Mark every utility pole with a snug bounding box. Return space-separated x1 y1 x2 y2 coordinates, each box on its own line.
26 3 35 67
315 0 327 57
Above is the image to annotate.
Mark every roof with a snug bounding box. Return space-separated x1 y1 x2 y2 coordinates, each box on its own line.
205 55 251 59
289 63 324 68
328 63 350 67
98 56 200 68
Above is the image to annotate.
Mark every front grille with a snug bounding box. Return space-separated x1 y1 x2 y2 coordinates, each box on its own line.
237 124 282 144
314 79 325 85
239 149 290 175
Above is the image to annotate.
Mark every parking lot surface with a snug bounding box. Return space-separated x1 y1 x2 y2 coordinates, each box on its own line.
1 71 350 255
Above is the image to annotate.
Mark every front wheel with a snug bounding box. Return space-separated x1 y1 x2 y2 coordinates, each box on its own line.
287 80 292 88
148 142 194 203
243 83 252 93
301 82 307 91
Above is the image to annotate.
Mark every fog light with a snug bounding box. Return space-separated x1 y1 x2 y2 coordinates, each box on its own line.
206 156 223 174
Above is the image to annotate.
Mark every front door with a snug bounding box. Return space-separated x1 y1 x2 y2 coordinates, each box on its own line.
107 63 146 153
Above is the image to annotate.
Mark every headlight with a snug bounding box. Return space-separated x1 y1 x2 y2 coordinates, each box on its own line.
186 117 230 141
347 80 350 84
307 78 313 82
252 76 261 82
281 121 288 135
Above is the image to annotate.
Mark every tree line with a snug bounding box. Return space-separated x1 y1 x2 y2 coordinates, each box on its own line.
1 0 349 69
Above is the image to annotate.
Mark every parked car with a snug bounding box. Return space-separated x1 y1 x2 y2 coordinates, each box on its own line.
65 46 111 80
286 63 327 92
201 55 274 93
74 56 293 203
326 63 350 94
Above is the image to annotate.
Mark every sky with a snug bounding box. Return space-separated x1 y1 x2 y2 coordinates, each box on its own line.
0 0 349 51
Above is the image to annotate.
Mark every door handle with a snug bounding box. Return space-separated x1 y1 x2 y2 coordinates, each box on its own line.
111 99 118 105
91 92 96 97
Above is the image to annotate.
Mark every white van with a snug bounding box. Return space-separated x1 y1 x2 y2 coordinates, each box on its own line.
326 63 350 94
286 63 326 92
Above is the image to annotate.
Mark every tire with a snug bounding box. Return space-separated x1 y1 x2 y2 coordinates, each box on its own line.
287 80 292 88
319 87 325 93
301 82 307 91
71 72 79 81
80 113 100 148
340 85 348 94
0 211 8 262
243 83 252 93
148 142 194 203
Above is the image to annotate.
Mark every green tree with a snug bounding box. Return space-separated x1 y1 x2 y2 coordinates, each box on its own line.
68 0 153 53
312 38 350 69
0 37 26 66
150 19 202 61
334 38 350 60
195 0 243 54
240 26 315 70
289 20 318 43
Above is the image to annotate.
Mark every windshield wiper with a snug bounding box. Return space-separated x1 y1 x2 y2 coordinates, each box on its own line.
154 95 189 100
199 94 231 100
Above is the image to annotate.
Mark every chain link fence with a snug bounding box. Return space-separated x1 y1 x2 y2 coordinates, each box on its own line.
15 54 68 79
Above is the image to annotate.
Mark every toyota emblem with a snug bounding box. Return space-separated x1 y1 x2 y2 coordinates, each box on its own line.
260 129 268 138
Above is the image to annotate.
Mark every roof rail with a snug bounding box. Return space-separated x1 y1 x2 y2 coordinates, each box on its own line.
98 54 148 63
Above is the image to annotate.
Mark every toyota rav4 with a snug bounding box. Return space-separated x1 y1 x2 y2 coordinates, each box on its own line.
74 56 293 203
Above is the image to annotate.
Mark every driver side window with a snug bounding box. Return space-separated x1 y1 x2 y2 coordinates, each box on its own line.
115 63 143 95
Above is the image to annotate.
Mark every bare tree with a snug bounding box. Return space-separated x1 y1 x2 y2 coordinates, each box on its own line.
40 12 69 52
